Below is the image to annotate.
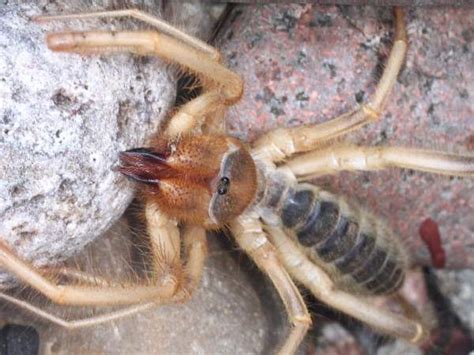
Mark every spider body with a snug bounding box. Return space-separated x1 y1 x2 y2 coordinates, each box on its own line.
0 7 472 355
122 132 406 298
256 168 407 296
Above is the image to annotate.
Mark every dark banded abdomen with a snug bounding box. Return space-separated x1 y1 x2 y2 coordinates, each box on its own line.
276 185 406 296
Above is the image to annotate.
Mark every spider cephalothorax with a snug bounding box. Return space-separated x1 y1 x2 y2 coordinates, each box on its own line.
0 7 472 355
119 135 257 227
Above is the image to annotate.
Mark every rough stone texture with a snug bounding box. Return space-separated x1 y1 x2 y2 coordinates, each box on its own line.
377 340 423 355
237 1 473 5
0 324 39 355
162 1 226 42
219 5 473 270
0 1 175 285
306 323 365 355
437 269 474 337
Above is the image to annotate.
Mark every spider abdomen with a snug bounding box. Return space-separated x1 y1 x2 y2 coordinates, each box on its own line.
258 171 408 296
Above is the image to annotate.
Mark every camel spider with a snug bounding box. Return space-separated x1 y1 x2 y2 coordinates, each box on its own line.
0 7 472 354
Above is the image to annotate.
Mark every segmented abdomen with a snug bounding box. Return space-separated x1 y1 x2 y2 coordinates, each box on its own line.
259 171 407 296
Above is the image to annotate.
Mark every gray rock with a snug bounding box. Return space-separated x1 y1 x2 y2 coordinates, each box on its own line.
437 269 474 337
0 2 175 285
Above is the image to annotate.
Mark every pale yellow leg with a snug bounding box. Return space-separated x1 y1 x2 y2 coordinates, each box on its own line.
231 214 312 355
265 225 426 344
37 10 243 136
42 266 118 287
165 90 226 137
0 203 182 306
0 293 156 329
283 145 474 179
34 8 221 61
0 223 207 329
144 202 181 278
252 8 407 162
40 29 242 135
174 225 208 302
0 241 177 306
41 29 242 104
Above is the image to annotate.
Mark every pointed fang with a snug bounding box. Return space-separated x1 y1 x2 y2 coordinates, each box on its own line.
118 148 170 185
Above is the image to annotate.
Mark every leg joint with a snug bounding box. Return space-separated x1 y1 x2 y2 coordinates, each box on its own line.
361 104 381 121
292 314 312 327
53 285 68 305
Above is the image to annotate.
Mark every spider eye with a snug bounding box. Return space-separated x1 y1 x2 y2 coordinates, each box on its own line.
217 177 230 195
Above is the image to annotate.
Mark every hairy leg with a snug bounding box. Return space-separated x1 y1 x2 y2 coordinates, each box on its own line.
165 90 226 137
172 224 208 302
231 214 311 355
43 30 242 103
34 9 220 61
0 293 156 329
282 145 474 179
37 13 243 136
42 267 119 287
252 7 407 162
0 203 183 307
0 222 207 328
264 225 426 344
